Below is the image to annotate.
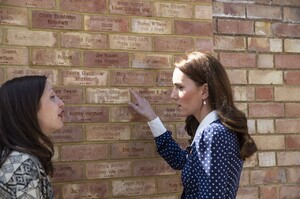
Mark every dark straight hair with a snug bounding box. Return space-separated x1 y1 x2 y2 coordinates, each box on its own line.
0 75 54 175
175 52 257 160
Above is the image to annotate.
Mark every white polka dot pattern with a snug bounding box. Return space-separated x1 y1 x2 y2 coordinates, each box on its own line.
154 120 243 199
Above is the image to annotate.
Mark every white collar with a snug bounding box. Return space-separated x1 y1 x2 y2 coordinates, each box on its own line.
191 110 219 146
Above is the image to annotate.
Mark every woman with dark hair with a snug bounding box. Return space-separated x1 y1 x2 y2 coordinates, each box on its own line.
0 75 64 198
129 52 257 199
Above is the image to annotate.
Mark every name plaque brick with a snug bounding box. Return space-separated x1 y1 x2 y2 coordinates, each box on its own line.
156 106 185 122
32 11 82 30
157 177 182 193
86 88 130 104
154 3 193 18
132 53 172 69
86 161 131 179
132 88 172 104
109 35 152 51
132 18 172 34
110 106 147 122
86 124 130 141
112 179 156 196
0 6 28 26
6 67 58 85
51 125 83 142
32 49 81 66
62 69 108 86
61 144 109 161
110 70 154 86
0 48 28 65
3 0 55 8
61 0 106 13
52 163 84 182
64 106 109 122
156 70 173 86
133 159 175 176
131 123 174 140
61 32 107 49
109 0 152 16
111 142 155 159
62 183 109 199
85 15 129 32
54 87 83 104
154 37 194 52
83 52 129 68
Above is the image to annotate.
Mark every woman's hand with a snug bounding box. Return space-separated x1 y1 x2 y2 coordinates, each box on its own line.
128 88 158 121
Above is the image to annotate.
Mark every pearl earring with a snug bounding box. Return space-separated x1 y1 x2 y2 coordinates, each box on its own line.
203 100 206 105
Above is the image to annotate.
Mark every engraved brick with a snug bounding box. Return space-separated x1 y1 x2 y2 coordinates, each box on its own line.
133 159 175 176
214 36 246 51
6 29 57 47
154 2 193 18
0 6 28 26
61 32 107 49
86 161 131 179
32 48 81 66
52 163 84 182
195 38 213 52
154 37 194 52
51 125 83 142
83 51 129 68
110 70 154 86
255 21 271 36
54 87 83 104
62 182 109 199
3 0 55 8
155 70 173 86
111 143 155 159
249 103 284 118
110 106 145 122
86 124 130 141
131 123 174 140
61 144 109 161
61 0 106 13
218 19 254 35
132 18 172 34
157 177 182 193
86 88 130 104
195 5 212 20
62 69 108 86
132 88 173 104
132 53 172 69
84 15 129 32
249 70 283 84
109 0 152 16
0 48 28 65
109 35 152 51
6 67 58 85
156 106 185 122
112 179 156 196
175 20 213 36
64 106 109 122
52 184 61 199
32 11 82 30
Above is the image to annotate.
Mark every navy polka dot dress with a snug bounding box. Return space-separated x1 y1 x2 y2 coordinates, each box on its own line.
154 120 243 199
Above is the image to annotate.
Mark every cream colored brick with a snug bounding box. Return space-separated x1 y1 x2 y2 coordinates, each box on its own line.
227 69 247 84
247 119 256 134
258 54 274 68
277 152 300 166
233 86 255 101
249 70 283 84
275 87 300 101
132 18 172 34
257 119 274 134
255 21 271 36
258 152 276 167
270 38 282 52
253 135 285 150
195 5 212 20
285 39 300 53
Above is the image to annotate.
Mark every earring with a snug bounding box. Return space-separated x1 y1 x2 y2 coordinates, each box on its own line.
203 100 206 105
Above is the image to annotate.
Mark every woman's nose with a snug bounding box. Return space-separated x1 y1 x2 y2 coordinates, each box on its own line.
58 97 64 107
170 88 178 100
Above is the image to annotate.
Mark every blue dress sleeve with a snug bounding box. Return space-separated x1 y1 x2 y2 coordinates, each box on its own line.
154 131 189 170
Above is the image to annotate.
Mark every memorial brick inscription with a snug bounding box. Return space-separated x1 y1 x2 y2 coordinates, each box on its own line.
54 87 83 104
86 161 131 179
112 179 156 196
109 0 152 16
111 70 154 86
0 48 28 65
83 52 129 68
0 6 28 26
109 35 152 51
62 69 108 86
86 124 130 141
62 183 109 199
52 164 84 182
64 106 109 122
132 53 172 69
50 125 83 142
61 32 107 49
85 15 129 32
86 88 130 104
132 19 172 34
60 0 106 13
61 144 109 161
3 0 55 8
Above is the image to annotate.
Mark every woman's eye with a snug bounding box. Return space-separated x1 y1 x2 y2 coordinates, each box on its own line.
50 95 55 100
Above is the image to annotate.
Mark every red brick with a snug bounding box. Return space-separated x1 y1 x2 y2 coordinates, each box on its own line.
61 32 107 49
277 152 300 166
249 103 284 118
86 124 131 141
250 168 286 185
273 23 300 38
110 106 147 122
286 135 300 149
132 18 172 34
0 6 28 26
248 37 270 52
131 124 154 140
218 19 254 35
239 170 250 186
52 184 61 199
213 2 246 18
52 163 84 182
236 187 259 199
154 2 193 18
62 182 110 198
286 167 300 183
285 103 300 117
274 0 300 6
54 87 83 104
284 71 300 85
112 179 156 196
110 70 154 86
0 48 28 65
84 15 129 32
195 38 214 52
133 159 175 176
255 86 273 101
175 20 213 36
109 0 152 16
109 34 152 51
260 186 278 199
63 106 109 122
3 0 55 8
32 48 81 66
62 69 108 86
254 135 285 150
51 125 83 142
219 52 256 68
283 7 300 22
61 0 106 13
247 4 281 20
83 51 128 68
157 176 182 193
276 119 300 133
214 36 246 51
132 53 172 69
275 54 300 69
279 186 300 199
86 161 131 179
61 144 109 161
154 37 194 52
111 142 156 159
155 70 173 86
32 11 82 30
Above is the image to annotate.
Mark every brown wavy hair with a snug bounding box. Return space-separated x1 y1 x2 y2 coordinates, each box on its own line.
0 76 54 175
175 52 257 160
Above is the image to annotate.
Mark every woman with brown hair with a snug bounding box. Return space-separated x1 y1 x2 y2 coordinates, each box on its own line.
129 52 257 199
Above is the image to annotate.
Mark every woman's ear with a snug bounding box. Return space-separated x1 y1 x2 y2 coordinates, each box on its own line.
202 83 209 99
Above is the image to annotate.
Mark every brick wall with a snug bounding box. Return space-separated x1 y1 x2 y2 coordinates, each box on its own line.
0 0 299 198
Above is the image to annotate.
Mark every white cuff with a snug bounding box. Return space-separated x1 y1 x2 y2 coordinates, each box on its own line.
147 117 167 137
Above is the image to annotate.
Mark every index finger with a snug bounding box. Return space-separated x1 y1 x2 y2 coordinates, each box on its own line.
129 88 142 100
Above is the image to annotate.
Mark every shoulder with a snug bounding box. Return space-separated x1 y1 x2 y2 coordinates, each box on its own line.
202 120 238 143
